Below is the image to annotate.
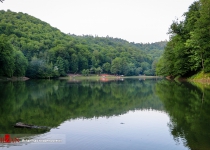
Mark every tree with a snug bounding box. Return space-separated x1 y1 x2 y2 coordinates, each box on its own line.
141 62 150 72
102 62 111 73
70 54 78 73
26 57 56 78
13 50 28 77
189 0 210 72
81 69 89 76
78 53 88 71
95 67 102 75
156 1 202 77
111 57 122 75
0 10 167 78
0 35 15 77
26 57 43 78
135 67 143 75
55 56 66 76
156 57 167 76
121 58 129 75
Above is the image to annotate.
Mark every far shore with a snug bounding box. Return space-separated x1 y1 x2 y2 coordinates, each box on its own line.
59 74 163 81
0 76 30 81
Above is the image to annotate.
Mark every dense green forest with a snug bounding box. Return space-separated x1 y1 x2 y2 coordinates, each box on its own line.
0 10 166 78
156 0 210 78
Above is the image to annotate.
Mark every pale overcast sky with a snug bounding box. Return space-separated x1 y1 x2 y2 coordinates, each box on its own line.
1 0 196 43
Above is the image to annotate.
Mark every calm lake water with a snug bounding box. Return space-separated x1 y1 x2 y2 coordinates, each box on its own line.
0 78 210 150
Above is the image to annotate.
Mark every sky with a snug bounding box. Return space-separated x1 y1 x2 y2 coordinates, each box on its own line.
1 0 196 43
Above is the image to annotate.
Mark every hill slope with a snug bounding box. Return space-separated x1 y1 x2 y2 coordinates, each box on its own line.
0 10 166 78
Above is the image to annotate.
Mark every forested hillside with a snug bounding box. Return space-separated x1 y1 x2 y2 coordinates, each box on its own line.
156 0 210 78
0 10 166 78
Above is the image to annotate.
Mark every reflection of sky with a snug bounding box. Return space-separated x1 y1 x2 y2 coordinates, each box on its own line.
8 110 187 150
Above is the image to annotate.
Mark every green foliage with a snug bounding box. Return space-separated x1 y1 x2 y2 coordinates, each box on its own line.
81 69 89 76
135 67 143 75
13 50 28 77
0 34 28 78
26 57 58 78
70 53 78 73
95 67 102 75
189 70 204 80
102 62 111 73
141 62 150 72
157 1 210 77
55 56 66 76
111 57 122 74
0 35 15 77
0 10 166 78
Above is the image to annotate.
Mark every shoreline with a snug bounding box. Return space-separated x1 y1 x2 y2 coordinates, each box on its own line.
0 76 29 81
60 74 162 79
59 74 163 82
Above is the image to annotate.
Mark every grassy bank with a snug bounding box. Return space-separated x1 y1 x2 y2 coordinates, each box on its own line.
188 71 210 82
187 71 210 89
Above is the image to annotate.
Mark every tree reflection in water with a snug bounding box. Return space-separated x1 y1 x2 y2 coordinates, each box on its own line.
0 79 162 135
156 80 210 150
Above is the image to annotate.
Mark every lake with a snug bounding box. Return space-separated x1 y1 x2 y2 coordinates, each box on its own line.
0 78 210 150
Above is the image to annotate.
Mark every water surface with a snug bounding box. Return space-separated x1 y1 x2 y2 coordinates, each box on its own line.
0 79 209 150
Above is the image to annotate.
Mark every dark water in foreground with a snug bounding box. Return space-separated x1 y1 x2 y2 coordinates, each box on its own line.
0 79 210 150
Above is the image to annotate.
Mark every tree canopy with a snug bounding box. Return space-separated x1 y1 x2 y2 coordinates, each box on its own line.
156 0 210 78
0 10 166 78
